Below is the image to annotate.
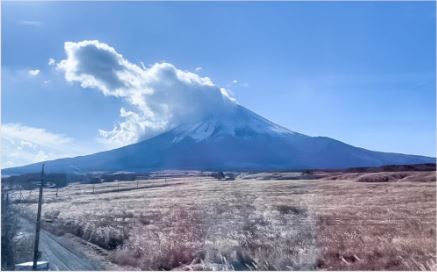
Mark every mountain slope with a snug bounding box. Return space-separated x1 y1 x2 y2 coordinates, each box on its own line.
3 106 434 175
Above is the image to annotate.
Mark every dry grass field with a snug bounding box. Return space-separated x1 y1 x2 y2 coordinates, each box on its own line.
12 171 436 270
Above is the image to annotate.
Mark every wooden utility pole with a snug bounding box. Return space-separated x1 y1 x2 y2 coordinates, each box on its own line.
32 164 45 270
18 187 24 202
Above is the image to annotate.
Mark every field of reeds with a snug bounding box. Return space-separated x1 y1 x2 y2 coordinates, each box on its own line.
11 171 436 270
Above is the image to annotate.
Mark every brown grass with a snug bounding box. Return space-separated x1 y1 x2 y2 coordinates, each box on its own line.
313 179 436 270
13 232 35 264
321 171 436 183
12 173 436 270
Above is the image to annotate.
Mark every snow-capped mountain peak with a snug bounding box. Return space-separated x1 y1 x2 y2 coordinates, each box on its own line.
3 105 434 175
171 106 295 143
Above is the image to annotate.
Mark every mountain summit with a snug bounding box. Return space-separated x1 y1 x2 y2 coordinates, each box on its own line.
3 105 434 175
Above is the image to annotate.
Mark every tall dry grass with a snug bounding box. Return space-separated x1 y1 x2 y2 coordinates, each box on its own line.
12 174 436 270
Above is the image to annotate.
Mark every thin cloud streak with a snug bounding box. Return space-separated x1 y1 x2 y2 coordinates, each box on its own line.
18 20 43 27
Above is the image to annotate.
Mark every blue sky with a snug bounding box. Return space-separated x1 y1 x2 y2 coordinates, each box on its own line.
2 1 436 167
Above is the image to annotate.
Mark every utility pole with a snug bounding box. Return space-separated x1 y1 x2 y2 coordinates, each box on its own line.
18 187 24 202
33 164 45 270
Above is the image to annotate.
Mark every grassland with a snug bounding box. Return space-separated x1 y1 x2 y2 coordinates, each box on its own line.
12 171 436 270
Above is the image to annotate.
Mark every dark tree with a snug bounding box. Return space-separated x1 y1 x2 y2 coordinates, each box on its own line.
1 185 16 270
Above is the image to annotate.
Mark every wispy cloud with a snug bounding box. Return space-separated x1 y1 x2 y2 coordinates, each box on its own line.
195 67 203 72
2 123 88 168
48 58 56 66
231 79 249 87
18 20 43 27
28 69 40 76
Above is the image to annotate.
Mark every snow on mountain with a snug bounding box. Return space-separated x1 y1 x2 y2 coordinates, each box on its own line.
172 106 294 143
3 105 435 175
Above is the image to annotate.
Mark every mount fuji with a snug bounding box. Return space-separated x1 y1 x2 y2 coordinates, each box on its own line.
3 105 434 175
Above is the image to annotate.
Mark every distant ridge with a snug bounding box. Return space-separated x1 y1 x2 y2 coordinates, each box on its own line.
3 105 434 175
343 163 436 173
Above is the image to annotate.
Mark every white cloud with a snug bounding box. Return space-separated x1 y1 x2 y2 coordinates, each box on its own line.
195 67 203 72
18 20 43 27
48 58 56 66
57 40 237 148
97 108 154 148
28 69 40 76
1 123 88 168
232 79 249 87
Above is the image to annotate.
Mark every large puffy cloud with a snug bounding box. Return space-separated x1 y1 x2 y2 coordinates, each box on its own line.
57 40 237 148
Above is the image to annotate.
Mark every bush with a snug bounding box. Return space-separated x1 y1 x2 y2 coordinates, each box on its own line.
275 205 306 215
